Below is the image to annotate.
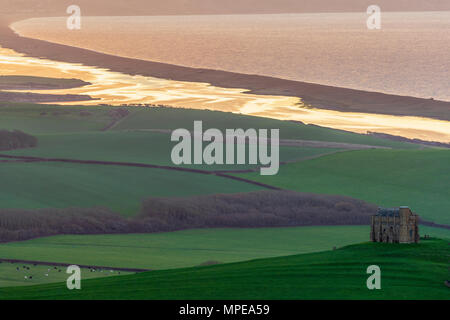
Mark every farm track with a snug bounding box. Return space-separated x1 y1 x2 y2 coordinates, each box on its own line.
101 112 132 131
213 150 343 173
0 153 282 190
127 129 392 150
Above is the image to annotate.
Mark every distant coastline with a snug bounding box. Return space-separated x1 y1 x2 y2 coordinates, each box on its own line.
0 15 450 122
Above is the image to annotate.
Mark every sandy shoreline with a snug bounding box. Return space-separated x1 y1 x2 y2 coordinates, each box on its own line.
1 15 450 122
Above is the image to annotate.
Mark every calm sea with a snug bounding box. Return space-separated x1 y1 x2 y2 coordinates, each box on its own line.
12 12 450 101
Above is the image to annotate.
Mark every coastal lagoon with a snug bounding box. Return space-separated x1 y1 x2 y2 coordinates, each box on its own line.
1 46 449 142
12 12 450 102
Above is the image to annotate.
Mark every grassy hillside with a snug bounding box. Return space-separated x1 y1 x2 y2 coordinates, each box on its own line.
0 226 371 272
2 131 339 171
113 108 418 149
0 103 113 133
0 263 128 288
1 239 447 300
0 162 262 215
0 102 417 149
236 149 450 225
0 76 88 89
0 226 445 274
0 130 37 151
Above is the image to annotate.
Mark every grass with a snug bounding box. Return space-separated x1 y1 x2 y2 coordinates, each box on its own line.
1 238 447 300
419 226 450 240
0 161 262 216
0 102 417 149
0 103 113 133
0 262 129 288
0 226 445 273
1 131 340 171
236 149 450 225
0 102 445 300
0 226 372 272
0 75 87 88
113 108 418 149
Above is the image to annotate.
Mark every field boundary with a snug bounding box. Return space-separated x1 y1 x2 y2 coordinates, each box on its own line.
0 258 149 273
420 220 450 230
124 129 392 150
101 111 133 131
0 154 282 190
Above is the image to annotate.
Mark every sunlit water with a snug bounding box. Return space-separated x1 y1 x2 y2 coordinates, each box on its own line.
11 12 450 101
1 47 449 142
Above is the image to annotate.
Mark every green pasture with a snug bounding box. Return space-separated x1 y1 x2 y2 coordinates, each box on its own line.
1 131 340 170
0 161 262 215
0 226 371 272
0 262 129 288
236 149 450 225
0 238 447 299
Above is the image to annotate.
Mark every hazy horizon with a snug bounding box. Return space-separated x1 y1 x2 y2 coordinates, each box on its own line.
2 0 450 16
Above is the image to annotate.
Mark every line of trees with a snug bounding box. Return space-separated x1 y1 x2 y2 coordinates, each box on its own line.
0 207 130 242
0 130 37 151
138 190 376 230
0 191 377 242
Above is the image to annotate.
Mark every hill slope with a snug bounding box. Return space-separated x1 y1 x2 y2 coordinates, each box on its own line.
236 149 450 225
0 239 447 300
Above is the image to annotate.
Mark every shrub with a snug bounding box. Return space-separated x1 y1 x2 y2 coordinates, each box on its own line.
0 129 37 151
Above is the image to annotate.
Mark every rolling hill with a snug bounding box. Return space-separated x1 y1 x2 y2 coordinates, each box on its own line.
236 149 450 225
0 238 447 300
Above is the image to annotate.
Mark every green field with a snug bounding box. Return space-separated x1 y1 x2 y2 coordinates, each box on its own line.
0 101 447 300
0 225 446 270
0 161 262 215
0 225 446 288
0 103 113 133
0 238 447 300
113 108 418 149
0 102 417 149
0 75 88 89
0 226 372 272
0 263 129 288
236 149 450 225
1 131 340 170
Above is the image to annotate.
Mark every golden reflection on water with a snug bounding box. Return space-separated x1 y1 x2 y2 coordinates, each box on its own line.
1 47 449 143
